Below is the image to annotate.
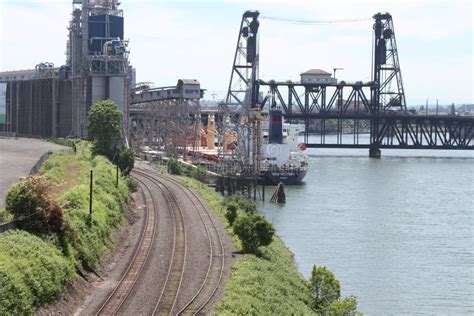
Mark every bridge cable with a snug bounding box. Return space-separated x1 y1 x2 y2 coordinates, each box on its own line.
260 16 372 25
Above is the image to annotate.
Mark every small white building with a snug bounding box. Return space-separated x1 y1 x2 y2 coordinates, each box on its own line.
300 69 337 84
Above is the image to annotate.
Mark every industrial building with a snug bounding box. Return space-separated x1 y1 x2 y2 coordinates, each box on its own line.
0 0 133 139
300 69 337 84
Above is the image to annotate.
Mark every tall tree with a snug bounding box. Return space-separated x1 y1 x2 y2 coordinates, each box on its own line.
87 99 122 160
310 265 341 311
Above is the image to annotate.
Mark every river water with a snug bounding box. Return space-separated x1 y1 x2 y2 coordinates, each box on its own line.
258 141 474 315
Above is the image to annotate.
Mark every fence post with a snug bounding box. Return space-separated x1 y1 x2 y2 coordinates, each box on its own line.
89 170 93 226
116 164 119 188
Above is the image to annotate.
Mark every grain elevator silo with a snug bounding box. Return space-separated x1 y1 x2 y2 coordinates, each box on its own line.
68 0 130 139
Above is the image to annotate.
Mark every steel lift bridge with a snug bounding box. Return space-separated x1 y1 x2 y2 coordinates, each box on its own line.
223 11 474 166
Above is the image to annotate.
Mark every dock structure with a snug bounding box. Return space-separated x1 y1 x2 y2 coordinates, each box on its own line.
215 175 258 200
129 79 204 156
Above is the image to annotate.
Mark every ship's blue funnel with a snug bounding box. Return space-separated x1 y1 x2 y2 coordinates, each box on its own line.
269 108 283 144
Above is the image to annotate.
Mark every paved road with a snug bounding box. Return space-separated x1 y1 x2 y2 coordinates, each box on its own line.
0 138 66 209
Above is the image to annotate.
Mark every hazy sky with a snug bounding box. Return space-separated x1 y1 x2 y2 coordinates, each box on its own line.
0 0 472 105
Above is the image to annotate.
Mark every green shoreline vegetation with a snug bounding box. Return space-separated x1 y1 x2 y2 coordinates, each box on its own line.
0 142 129 314
0 100 133 314
175 164 361 315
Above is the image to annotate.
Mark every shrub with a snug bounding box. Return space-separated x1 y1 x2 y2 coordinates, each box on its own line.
168 157 182 175
191 166 207 182
233 212 275 254
127 177 139 192
310 265 341 312
5 176 67 235
0 230 75 313
327 296 359 315
224 194 256 213
0 256 33 315
115 145 135 176
225 202 238 226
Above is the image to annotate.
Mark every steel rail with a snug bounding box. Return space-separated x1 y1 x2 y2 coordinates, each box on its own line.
131 169 188 315
95 176 156 315
139 168 226 315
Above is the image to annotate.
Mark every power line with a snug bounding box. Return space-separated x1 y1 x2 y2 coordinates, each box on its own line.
260 16 372 25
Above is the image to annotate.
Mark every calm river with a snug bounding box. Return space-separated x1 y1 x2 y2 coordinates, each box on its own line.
258 143 474 315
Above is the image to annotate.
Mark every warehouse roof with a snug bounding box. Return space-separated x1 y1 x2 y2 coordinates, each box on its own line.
300 69 332 76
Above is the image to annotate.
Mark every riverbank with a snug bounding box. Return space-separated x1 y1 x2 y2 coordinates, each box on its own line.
0 142 129 314
177 174 360 314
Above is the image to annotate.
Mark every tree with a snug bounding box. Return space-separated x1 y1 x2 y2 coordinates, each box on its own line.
310 265 341 312
87 99 122 160
233 212 275 254
115 145 135 176
225 202 238 226
327 296 359 316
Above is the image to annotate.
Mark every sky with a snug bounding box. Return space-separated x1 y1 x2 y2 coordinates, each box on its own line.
0 0 472 105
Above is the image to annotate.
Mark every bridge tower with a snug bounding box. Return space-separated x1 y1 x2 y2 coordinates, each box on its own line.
370 12 407 157
221 10 261 174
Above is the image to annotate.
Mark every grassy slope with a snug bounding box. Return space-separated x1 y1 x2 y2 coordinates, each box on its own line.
0 142 128 314
179 176 315 315
41 142 129 267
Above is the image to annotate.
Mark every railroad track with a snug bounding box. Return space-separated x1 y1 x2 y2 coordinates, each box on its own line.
136 167 226 315
96 176 157 315
95 167 225 315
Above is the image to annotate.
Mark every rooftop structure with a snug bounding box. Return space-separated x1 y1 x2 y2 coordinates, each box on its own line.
300 69 337 84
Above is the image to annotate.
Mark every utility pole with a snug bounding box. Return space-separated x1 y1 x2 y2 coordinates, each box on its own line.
116 164 119 188
89 170 93 226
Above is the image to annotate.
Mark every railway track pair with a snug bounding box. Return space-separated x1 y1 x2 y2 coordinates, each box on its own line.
95 167 225 315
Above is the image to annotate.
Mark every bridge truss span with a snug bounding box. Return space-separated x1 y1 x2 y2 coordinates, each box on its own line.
256 80 373 116
256 80 474 151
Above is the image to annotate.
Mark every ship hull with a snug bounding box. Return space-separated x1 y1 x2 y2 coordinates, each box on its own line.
261 168 307 185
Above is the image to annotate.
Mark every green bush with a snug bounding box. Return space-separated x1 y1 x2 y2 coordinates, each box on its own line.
115 145 135 176
0 256 33 315
327 296 359 315
5 176 67 236
224 194 257 213
0 231 75 314
214 237 314 315
233 212 275 254
0 207 14 223
191 166 207 182
225 202 238 226
168 157 182 175
127 177 139 192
